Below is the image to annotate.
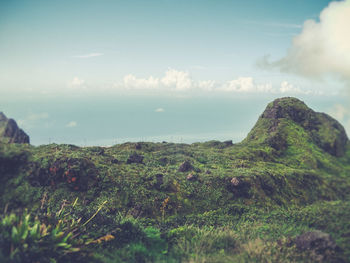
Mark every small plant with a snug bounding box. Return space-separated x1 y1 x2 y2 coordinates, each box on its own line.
0 198 113 263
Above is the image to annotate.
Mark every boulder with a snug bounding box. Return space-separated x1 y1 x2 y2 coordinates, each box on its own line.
231 177 240 186
126 153 144 164
178 160 193 172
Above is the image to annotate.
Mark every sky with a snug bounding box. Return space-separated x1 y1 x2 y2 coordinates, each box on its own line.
0 0 349 145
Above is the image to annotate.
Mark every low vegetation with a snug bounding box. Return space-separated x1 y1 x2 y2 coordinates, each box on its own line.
0 97 349 262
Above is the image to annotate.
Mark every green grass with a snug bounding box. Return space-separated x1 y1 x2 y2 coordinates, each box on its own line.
1 97 350 262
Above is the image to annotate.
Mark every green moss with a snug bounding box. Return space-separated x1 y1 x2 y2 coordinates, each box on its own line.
1 97 350 262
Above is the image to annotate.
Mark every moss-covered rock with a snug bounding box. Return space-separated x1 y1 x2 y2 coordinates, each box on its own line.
245 97 349 157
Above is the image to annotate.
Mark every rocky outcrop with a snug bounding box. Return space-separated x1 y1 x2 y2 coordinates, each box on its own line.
0 112 29 144
126 153 144 164
294 231 340 262
178 160 193 172
245 97 348 157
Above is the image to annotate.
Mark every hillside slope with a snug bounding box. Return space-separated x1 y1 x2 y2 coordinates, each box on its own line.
0 97 349 262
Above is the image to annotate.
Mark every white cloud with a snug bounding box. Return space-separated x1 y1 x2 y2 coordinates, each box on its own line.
69 77 85 88
73 53 104 58
155 108 164 112
259 0 350 83
257 0 350 125
220 77 273 93
123 69 193 91
66 121 77 128
123 74 160 90
221 77 254 92
279 81 313 94
280 81 294 93
120 69 317 95
161 69 193 90
198 80 216 91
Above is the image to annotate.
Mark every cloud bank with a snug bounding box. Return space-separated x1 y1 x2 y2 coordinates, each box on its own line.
258 0 350 84
123 69 194 91
119 69 317 95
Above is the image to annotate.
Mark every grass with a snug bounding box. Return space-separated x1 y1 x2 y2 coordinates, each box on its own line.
1 97 350 262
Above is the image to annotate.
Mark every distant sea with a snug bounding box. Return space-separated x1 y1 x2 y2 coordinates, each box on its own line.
1 93 345 146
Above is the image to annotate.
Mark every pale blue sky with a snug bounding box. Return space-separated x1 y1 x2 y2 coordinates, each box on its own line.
0 0 332 84
0 0 348 145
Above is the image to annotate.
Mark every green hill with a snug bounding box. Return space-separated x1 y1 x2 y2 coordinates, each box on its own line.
1 97 349 262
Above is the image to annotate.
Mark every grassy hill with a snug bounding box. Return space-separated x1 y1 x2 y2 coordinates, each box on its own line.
1 97 350 262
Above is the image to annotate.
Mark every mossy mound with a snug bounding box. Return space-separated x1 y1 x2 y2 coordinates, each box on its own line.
245 97 349 157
